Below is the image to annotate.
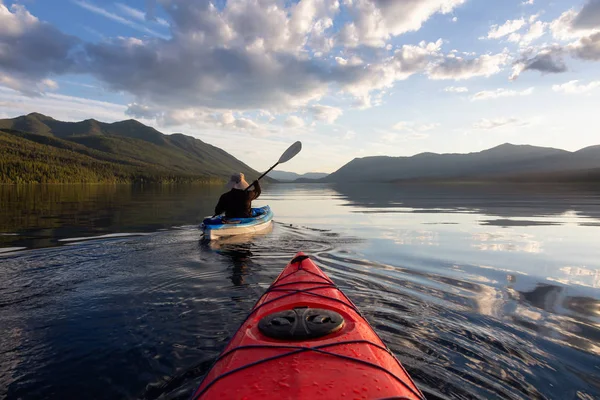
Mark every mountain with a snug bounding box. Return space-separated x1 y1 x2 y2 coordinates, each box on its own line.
323 143 600 183
0 113 261 184
268 170 329 182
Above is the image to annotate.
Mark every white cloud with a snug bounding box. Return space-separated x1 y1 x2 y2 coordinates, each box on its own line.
339 39 444 108
342 130 356 140
115 2 169 27
473 117 529 130
218 111 236 125
487 19 526 40
417 123 441 131
444 86 469 93
284 115 305 128
519 21 547 45
392 121 412 131
381 131 429 143
234 117 260 130
393 121 440 132
309 104 343 123
71 0 168 38
522 0 534 5
338 0 466 47
552 80 600 94
471 87 534 101
0 85 126 121
550 3 600 42
38 79 59 91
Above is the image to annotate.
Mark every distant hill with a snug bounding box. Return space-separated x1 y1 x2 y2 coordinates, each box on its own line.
322 143 600 183
268 170 328 182
0 113 261 184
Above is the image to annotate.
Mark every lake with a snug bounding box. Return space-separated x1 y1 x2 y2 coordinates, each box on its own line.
1 183 599 399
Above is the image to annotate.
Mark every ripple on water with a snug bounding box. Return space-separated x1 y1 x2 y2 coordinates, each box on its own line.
0 225 599 400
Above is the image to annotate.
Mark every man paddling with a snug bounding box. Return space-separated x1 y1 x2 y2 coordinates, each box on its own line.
215 173 261 218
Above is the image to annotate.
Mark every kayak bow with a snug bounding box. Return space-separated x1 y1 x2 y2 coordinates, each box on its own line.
192 252 425 400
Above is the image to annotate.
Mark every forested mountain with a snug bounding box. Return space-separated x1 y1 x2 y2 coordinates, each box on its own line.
323 143 600 183
0 113 261 184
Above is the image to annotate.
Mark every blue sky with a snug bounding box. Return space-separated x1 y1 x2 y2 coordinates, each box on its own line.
1 0 599 173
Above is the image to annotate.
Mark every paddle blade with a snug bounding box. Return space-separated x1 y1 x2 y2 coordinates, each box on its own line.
278 141 302 164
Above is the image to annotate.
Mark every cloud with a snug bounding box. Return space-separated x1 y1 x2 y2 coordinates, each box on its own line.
0 2 448 122
115 2 169 27
569 32 600 60
0 85 126 121
487 19 526 40
473 117 529 130
125 103 268 133
337 39 444 108
381 131 429 143
309 105 343 123
0 3 79 94
510 47 567 80
444 86 468 93
572 0 600 31
552 80 600 94
337 0 466 47
72 0 168 38
428 52 510 80
519 21 547 45
522 0 534 5
342 130 356 140
125 102 159 119
234 117 260 130
550 3 600 41
83 36 333 113
471 87 534 101
393 121 440 132
284 115 305 128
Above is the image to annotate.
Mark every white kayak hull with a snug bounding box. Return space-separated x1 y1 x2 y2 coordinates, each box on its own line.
201 206 274 240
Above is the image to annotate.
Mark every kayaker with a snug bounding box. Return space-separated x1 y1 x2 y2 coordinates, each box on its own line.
215 173 261 218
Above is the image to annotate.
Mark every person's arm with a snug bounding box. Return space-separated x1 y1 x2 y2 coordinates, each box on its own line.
215 194 225 215
250 180 261 200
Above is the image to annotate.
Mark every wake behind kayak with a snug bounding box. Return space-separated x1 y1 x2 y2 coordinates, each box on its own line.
192 252 425 399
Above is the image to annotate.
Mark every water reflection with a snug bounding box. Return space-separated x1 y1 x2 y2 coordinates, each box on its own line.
331 183 600 225
0 184 221 249
1 183 599 399
472 232 542 253
201 241 252 287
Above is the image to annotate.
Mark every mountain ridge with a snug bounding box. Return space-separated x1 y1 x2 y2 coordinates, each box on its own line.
268 170 329 181
322 142 600 183
0 113 263 184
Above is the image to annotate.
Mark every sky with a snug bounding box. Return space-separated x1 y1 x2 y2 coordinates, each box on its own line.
0 0 599 174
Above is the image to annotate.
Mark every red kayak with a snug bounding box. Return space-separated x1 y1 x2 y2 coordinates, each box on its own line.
192 252 425 400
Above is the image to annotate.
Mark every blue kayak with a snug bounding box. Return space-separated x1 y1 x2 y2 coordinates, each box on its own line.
201 206 273 240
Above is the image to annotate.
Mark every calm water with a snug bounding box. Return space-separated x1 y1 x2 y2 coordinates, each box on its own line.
1 183 599 399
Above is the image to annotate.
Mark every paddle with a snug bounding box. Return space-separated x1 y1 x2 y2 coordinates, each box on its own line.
208 141 302 220
245 141 302 191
